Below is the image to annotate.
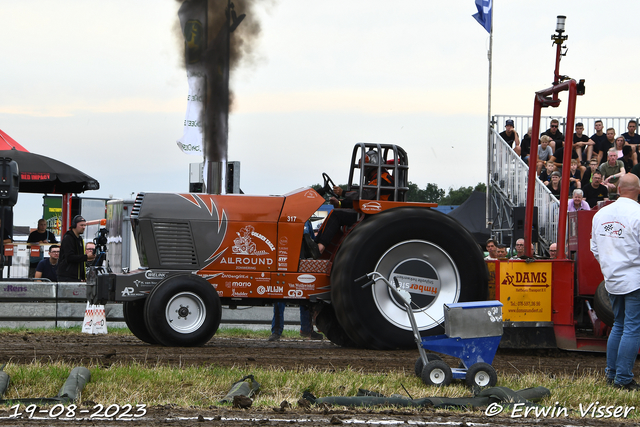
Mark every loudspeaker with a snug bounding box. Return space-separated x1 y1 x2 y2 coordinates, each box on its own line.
0 158 18 207
512 206 538 243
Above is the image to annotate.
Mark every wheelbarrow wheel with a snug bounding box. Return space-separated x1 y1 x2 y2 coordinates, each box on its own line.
421 360 452 387
414 353 442 377
465 363 497 389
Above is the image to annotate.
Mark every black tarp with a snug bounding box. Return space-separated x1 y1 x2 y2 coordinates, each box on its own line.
447 191 491 246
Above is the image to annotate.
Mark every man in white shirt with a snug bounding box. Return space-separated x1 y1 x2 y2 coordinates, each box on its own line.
590 173 640 391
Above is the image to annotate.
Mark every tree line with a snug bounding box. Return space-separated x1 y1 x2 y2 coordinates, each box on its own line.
312 182 486 205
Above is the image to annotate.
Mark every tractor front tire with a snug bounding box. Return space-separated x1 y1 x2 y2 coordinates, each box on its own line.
331 207 488 350
144 275 221 347
123 299 157 345
593 281 614 328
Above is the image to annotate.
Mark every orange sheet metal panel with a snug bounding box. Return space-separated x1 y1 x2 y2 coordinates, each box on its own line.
277 188 325 271
201 271 329 299
356 199 437 214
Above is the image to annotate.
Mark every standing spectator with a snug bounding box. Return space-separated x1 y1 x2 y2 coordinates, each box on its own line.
34 245 60 282
622 119 640 155
268 303 323 341
269 221 323 341
537 136 554 176
520 126 532 164
590 174 640 391
27 219 58 278
548 243 557 259
573 122 594 165
591 120 608 165
600 149 626 193
582 170 609 208
567 189 590 212
541 119 564 151
546 171 561 198
485 238 498 260
58 215 95 282
500 119 521 155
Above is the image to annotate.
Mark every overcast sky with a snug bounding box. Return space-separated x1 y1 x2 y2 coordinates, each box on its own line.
1 0 639 229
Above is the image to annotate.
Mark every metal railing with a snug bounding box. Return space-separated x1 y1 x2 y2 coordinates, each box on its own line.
493 115 638 145
488 128 559 246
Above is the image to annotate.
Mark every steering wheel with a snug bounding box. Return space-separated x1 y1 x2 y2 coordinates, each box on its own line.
322 173 339 199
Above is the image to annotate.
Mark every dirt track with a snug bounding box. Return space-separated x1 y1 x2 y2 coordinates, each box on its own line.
0 332 636 426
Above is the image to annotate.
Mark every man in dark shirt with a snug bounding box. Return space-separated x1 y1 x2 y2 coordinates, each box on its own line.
499 119 521 155
622 120 640 154
35 245 59 282
58 215 95 282
591 120 608 165
541 119 564 151
582 170 609 208
27 219 58 278
573 122 594 164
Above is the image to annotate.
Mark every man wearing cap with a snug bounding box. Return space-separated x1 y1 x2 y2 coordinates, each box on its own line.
499 119 521 155
58 215 95 282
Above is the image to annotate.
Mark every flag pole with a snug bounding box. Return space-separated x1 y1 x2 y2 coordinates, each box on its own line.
485 4 493 232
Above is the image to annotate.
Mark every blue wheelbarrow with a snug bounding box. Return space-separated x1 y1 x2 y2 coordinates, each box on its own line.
361 272 503 389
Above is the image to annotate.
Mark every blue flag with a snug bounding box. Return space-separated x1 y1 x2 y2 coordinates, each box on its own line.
473 0 492 33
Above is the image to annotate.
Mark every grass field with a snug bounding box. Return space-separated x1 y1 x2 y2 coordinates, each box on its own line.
0 327 637 421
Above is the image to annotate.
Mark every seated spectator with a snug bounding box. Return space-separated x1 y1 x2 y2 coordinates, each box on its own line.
548 242 557 259
34 245 59 282
539 160 556 185
537 136 554 176
495 244 508 260
573 122 594 164
541 119 564 151
546 171 561 198
567 189 590 212
27 218 58 278
581 158 599 187
614 136 625 159
582 170 609 208
500 119 520 155
599 148 626 193
550 142 580 173
520 127 532 164
567 159 583 194
484 238 498 260
621 145 635 173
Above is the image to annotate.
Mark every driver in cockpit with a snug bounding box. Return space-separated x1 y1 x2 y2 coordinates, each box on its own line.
313 150 394 255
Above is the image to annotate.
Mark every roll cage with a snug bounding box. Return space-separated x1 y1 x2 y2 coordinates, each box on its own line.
346 143 409 202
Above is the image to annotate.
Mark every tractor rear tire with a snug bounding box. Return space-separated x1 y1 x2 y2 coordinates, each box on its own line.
315 303 358 348
593 281 614 328
144 275 221 347
123 299 157 345
331 207 488 350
